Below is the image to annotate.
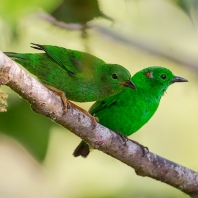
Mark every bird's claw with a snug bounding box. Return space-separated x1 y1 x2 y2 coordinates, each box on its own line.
44 84 70 114
84 113 98 127
130 139 149 157
114 131 149 157
92 116 99 126
69 101 98 127
62 99 71 115
114 131 129 145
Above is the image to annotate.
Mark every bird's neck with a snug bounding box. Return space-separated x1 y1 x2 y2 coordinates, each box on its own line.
150 85 168 101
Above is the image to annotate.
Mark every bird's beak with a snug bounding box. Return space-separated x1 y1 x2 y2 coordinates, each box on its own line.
171 76 188 83
121 80 137 90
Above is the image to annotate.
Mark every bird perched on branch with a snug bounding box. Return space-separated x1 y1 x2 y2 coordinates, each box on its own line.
5 44 135 122
5 43 135 102
73 66 188 157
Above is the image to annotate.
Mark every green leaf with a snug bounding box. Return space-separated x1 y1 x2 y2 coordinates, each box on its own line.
50 0 113 24
171 0 198 22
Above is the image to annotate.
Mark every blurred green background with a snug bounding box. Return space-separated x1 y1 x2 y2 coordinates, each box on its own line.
0 0 198 197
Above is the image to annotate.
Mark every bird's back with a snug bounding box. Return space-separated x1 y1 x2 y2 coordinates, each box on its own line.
5 52 65 84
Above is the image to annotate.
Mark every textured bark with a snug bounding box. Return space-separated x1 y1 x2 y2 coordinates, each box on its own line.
0 51 198 197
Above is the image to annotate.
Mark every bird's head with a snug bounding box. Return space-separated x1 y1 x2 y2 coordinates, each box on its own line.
131 66 188 95
102 64 136 94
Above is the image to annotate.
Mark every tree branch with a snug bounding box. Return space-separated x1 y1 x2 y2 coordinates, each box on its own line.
37 12 198 72
0 51 197 197
37 11 89 31
93 25 198 73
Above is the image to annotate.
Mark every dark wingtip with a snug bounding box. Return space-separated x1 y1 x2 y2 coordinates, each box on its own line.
171 76 188 83
4 52 27 60
73 141 90 158
4 52 17 55
30 43 44 51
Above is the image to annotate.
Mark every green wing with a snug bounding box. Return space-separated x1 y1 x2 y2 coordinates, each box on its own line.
31 43 105 74
89 96 118 115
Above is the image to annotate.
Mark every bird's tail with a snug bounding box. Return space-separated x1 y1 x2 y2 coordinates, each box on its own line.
4 52 27 60
73 141 90 158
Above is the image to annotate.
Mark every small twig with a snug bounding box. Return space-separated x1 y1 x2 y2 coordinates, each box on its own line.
37 11 91 31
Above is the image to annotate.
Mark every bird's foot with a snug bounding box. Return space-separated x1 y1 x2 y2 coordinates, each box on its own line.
44 84 98 125
70 102 99 126
114 131 149 157
130 139 149 157
44 84 70 113
114 131 128 145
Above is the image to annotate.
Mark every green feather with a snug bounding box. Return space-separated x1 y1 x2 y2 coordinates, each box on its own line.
5 44 136 102
73 66 188 157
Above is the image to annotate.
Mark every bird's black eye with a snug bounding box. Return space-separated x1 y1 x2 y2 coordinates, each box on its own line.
161 74 166 79
112 74 118 79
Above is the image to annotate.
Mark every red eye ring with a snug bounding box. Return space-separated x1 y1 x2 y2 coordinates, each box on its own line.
145 72 150 78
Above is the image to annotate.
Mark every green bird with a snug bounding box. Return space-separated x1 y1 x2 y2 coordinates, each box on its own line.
4 44 135 104
73 66 188 157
